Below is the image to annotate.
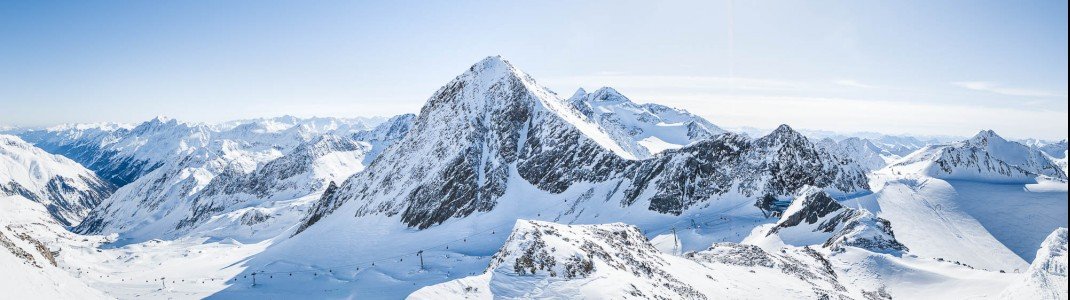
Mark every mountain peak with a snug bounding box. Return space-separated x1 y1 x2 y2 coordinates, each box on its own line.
148 115 176 125
774 124 796 133
759 124 806 143
973 129 1000 138
571 88 587 99
478 54 507 64
569 87 629 103
466 55 517 78
965 129 1010 147
589 87 628 102
132 116 181 133
441 56 552 105
971 129 1002 139
890 127 1066 182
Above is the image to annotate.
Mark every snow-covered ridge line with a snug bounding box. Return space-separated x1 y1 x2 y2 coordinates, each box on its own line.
0 135 115 226
816 137 892 172
299 57 869 233
1001 228 1068 299
17 115 382 187
886 129 1066 183
0 54 1064 299
760 186 907 254
69 113 416 242
413 220 875 299
566 86 725 159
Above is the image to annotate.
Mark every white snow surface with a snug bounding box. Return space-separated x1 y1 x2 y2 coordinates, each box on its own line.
2 193 267 299
887 130 1066 183
847 174 1067 271
411 220 862 299
0 195 111 299
566 87 725 159
1 134 112 225
413 220 1017 300
1 135 95 184
72 115 413 243
751 186 905 255
2 55 1067 299
816 137 891 172
1001 228 1069 299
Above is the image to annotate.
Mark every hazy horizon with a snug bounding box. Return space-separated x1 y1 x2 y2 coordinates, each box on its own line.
2 1 1067 139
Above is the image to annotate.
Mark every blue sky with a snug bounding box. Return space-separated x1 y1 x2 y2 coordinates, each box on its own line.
1 1 1066 139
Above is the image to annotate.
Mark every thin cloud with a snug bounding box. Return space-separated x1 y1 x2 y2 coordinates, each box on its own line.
951 81 1063 98
540 74 1068 139
832 79 876 89
543 75 812 92
658 94 1068 140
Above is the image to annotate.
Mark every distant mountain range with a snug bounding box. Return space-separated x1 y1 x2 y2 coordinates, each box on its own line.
1 56 1065 299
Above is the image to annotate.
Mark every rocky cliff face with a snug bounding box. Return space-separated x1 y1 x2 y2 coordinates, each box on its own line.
765 186 906 254
411 220 870 299
623 126 870 215
300 56 871 233
301 56 637 231
889 130 1066 183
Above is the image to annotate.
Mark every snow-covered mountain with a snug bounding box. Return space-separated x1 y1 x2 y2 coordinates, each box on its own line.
816 137 891 172
71 115 414 242
1018 138 1068 158
0 136 118 298
887 130 1066 183
1001 228 1068 299
850 172 1067 272
3 55 1065 299
18 116 381 187
566 87 725 159
1 135 114 226
20 118 207 187
759 186 907 254
412 219 1011 300
178 56 868 298
411 220 868 299
865 135 950 158
1022 139 1068 175
0 195 111 299
300 56 869 233
731 127 952 160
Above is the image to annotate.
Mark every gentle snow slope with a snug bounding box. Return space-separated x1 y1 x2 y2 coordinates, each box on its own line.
411 220 867 299
1001 228 1068 299
0 195 111 299
566 87 725 159
849 176 1067 271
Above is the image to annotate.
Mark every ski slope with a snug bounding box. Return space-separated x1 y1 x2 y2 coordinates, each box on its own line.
0 195 111 299
848 175 1067 271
